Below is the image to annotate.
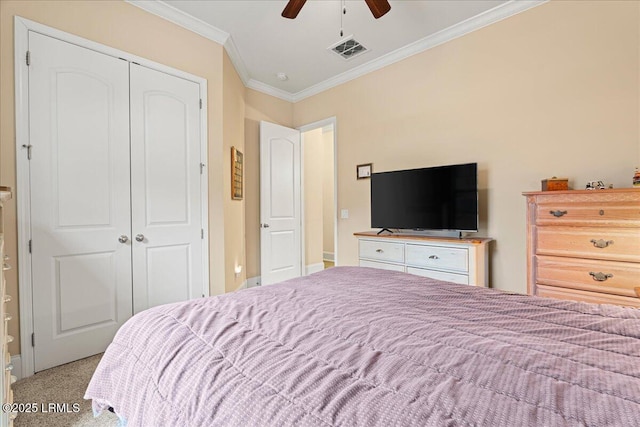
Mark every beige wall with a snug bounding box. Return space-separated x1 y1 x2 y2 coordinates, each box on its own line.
293 0 640 293
322 129 335 258
0 0 230 355
303 129 324 268
244 89 294 280
223 51 247 292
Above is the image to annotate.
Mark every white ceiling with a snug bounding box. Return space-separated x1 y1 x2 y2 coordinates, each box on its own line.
130 1 545 101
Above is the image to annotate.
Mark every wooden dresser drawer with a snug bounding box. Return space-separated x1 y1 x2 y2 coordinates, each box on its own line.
536 284 640 308
536 255 640 298
536 227 640 263
535 202 640 227
359 239 404 263
406 244 468 273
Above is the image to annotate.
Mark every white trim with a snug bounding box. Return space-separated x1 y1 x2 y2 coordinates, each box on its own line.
323 252 335 262
14 16 210 377
125 0 545 103
297 117 339 268
10 355 22 382
305 263 325 275
246 276 261 288
126 0 228 45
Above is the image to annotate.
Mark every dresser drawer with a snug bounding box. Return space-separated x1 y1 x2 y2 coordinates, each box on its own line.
536 256 640 298
359 239 404 263
406 266 468 285
535 202 640 227
536 227 640 263
536 284 640 308
406 244 468 273
359 259 405 272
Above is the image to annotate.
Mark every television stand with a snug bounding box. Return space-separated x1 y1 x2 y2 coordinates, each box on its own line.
376 228 395 235
354 231 493 287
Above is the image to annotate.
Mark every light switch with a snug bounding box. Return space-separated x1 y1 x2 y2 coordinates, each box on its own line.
341 209 349 219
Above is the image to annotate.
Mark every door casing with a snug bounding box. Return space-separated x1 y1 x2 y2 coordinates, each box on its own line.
14 17 210 378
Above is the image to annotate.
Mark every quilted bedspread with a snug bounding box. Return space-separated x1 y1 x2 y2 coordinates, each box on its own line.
85 267 640 426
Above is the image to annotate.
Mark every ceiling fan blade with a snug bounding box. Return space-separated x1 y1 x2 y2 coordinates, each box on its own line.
282 0 307 19
364 0 391 19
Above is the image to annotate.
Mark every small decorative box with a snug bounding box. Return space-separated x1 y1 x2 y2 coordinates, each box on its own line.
541 177 568 191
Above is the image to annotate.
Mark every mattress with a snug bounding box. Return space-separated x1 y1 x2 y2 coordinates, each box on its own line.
85 266 640 426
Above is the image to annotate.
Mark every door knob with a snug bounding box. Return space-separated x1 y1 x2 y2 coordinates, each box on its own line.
118 235 129 244
135 234 145 242
261 223 270 228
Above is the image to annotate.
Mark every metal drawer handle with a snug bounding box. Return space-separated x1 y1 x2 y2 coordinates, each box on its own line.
590 239 614 249
375 249 384 253
549 210 568 217
428 255 439 260
589 271 613 282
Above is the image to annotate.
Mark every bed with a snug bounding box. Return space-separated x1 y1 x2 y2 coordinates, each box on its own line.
85 266 640 426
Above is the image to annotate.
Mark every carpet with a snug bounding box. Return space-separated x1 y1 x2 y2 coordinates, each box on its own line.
13 354 118 427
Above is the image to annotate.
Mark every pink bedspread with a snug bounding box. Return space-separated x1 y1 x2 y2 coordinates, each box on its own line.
85 267 640 426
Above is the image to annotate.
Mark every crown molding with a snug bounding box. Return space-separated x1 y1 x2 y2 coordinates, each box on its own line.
246 79 296 102
289 0 547 102
127 0 547 104
126 0 229 44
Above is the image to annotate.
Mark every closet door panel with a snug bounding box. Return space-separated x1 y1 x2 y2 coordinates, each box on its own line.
130 64 203 314
28 32 132 372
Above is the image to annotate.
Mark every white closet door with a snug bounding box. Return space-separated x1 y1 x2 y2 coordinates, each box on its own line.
29 32 132 372
130 64 203 314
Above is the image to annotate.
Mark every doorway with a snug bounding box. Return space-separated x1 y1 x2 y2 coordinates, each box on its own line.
300 119 338 274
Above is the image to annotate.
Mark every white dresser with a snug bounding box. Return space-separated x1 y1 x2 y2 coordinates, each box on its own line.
0 188 15 426
354 232 492 287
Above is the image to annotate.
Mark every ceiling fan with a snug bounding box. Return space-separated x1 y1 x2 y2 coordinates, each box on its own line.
282 0 391 20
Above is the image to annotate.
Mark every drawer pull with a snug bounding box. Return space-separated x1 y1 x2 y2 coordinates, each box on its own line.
6 335 13 344
589 271 613 282
375 249 384 253
3 295 10 303
590 239 614 249
428 255 439 260
4 313 11 322
3 254 8 261
549 210 568 217
2 262 10 271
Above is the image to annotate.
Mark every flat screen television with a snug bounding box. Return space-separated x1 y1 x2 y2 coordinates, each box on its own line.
371 163 478 232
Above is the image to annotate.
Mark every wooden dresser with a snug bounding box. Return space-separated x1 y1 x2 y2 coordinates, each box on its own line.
0 188 15 426
524 188 640 307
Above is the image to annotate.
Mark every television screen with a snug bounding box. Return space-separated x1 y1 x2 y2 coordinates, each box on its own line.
371 163 478 231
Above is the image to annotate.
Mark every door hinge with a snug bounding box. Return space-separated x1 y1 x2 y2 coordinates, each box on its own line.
26 50 31 66
22 144 32 160
199 99 202 109
31 333 35 347
28 239 32 254
201 229 204 239
200 163 205 174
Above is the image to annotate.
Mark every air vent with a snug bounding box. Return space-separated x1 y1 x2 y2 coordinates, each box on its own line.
329 37 368 60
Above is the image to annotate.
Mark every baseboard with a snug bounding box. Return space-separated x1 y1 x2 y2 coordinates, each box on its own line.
323 252 335 262
306 263 325 275
11 354 22 381
246 276 261 288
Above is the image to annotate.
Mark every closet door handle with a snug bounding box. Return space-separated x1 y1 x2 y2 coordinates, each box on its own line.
118 235 129 244
135 234 145 242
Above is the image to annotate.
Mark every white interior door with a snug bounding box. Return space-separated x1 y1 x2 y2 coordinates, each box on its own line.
130 64 204 314
29 32 132 372
260 121 302 285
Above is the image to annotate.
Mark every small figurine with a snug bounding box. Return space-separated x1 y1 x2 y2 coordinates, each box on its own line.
586 180 606 190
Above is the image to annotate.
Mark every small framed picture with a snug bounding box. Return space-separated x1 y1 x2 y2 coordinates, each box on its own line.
231 147 243 200
357 163 372 179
